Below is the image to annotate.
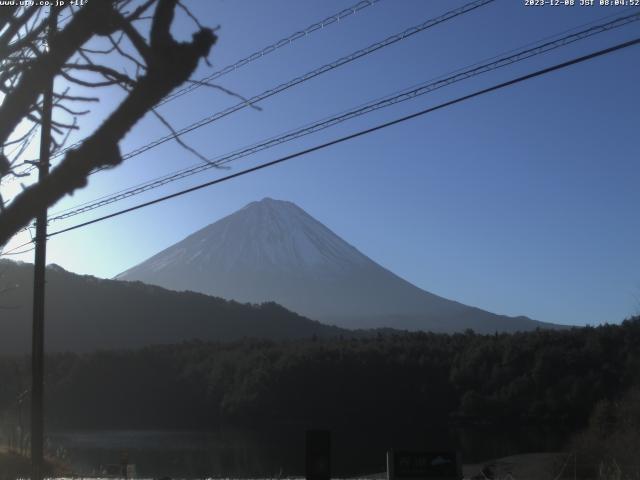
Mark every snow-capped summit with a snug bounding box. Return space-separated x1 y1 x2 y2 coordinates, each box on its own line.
117 198 557 333
166 197 369 274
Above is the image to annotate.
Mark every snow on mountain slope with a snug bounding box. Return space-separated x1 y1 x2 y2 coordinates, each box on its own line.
117 198 560 333
132 198 369 275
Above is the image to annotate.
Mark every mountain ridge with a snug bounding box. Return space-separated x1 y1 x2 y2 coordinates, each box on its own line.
117 198 563 333
0 259 347 354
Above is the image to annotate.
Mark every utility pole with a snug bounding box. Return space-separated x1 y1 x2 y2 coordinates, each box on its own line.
31 6 56 480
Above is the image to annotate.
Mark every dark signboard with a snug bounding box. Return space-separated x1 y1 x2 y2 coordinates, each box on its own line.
387 450 462 480
306 430 331 480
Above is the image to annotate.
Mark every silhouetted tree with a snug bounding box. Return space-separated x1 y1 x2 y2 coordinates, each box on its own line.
0 0 217 246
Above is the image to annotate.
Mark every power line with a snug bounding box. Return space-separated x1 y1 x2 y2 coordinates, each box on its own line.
43 36 640 239
45 11 640 224
5 0 383 183
158 0 383 106
49 7 638 217
76 0 496 171
50 0 382 160
1 239 35 256
0 246 35 256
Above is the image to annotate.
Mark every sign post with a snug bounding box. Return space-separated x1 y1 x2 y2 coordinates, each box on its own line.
306 430 331 480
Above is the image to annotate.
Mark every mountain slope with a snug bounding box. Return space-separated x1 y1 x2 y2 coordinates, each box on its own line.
0 259 346 354
117 198 561 333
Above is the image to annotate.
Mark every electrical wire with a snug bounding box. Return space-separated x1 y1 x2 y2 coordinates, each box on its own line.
40 36 640 240
47 6 637 216
45 11 640 224
0 246 35 256
2 0 495 239
0 239 34 256
50 0 383 159
53 0 496 168
158 0 383 105
4 0 384 180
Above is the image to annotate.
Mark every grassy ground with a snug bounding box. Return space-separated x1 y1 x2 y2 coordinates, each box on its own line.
0 447 71 479
462 452 566 479
0 448 569 479
354 452 566 480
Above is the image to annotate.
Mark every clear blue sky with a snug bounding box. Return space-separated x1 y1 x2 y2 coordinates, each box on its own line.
4 0 640 326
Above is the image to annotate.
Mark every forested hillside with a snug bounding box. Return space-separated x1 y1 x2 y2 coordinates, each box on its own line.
0 260 346 353
1 318 638 432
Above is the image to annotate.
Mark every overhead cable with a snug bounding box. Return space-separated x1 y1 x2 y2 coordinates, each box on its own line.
53 0 495 168
46 11 640 224
41 36 640 239
50 0 384 159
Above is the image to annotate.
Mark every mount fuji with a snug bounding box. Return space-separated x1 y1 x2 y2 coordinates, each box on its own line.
117 198 559 333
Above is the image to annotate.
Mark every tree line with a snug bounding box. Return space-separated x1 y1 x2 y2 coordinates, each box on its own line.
1 317 639 434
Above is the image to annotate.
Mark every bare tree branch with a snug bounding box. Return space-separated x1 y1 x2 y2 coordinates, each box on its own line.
186 79 263 111
151 107 212 164
0 1 122 146
0 0 217 246
63 62 137 87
